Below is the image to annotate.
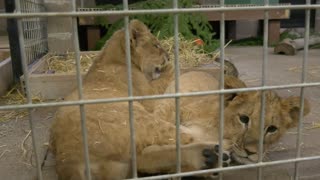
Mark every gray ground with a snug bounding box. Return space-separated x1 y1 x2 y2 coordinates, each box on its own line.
0 46 319 180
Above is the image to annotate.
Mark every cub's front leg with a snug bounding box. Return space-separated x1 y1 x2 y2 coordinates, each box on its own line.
137 143 231 178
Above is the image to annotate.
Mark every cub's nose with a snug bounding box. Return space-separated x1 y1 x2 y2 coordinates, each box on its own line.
155 66 161 74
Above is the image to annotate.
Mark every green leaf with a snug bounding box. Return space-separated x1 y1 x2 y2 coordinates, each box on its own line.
95 0 219 52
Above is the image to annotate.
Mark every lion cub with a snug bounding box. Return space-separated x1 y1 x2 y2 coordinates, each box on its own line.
50 20 225 179
154 70 310 167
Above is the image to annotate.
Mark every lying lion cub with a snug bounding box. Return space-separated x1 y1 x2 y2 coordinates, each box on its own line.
50 19 310 179
50 20 227 179
154 70 310 168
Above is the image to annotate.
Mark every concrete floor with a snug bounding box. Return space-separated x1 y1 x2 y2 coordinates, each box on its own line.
0 46 319 180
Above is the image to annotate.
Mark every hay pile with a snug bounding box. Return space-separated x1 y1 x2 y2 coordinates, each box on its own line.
0 85 42 122
159 34 217 68
45 52 98 73
44 36 219 73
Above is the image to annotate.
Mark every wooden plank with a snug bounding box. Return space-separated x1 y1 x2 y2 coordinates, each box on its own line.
206 9 290 21
0 58 13 96
0 36 9 49
23 73 86 100
79 9 290 25
0 50 10 62
87 27 101 50
268 20 281 45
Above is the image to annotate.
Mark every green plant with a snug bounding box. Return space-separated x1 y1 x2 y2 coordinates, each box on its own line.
231 37 263 46
95 0 219 52
279 31 300 41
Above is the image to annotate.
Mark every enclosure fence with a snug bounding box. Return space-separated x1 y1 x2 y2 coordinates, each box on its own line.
17 0 48 65
0 0 320 180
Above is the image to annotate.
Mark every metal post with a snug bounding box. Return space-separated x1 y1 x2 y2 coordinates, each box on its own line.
71 0 92 179
294 0 311 179
218 0 225 179
123 0 138 178
257 0 269 179
173 0 181 177
14 0 43 179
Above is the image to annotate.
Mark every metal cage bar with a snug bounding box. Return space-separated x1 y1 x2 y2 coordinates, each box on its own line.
20 0 47 65
294 0 311 179
122 0 138 177
172 0 182 177
127 155 320 180
71 0 92 179
0 2 319 180
1 82 320 111
14 0 43 179
257 0 269 179
1 5 320 19
218 0 225 180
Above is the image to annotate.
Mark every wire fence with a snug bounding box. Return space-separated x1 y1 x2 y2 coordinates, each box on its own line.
0 0 319 180
19 0 48 65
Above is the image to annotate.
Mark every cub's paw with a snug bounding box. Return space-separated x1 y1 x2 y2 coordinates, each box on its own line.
201 144 231 169
202 145 231 178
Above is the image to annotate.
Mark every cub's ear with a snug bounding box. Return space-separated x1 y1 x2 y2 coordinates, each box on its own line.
281 96 311 128
129 19 149 47
224 76 246 105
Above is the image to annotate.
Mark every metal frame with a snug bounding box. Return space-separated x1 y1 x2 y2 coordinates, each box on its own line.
17 0 48 66
0 1 319 180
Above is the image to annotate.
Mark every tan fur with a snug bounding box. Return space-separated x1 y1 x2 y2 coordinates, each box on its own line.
154 71 310 165
154 72 247 147
226 91 310 164
50 20 222 179
50 20 310 179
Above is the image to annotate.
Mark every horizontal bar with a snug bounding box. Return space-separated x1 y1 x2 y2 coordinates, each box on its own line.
0 82 319 111
0 4 319 18
126 155 320 180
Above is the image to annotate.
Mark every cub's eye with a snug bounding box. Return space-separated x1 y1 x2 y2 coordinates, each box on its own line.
239 115 249 124
266 125 278 133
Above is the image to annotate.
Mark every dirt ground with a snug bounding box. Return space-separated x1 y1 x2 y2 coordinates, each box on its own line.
0 46 319 180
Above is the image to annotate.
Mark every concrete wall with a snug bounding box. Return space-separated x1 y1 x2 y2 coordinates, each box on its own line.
44 0 74 53
43 0 96 53
0 0 7 35
315 0 320 32
228 20 259 40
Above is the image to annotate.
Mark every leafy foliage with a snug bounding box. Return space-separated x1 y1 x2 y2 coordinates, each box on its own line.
279 31 300 42
231 37 263 46
95 0 219 52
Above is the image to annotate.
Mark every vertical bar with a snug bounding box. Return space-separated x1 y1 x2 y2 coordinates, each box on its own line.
14 0 43 179
71 0 92 179
294 0 310 179
218 0 225 180
31 0 35 59
257 0 269 179
5 0 24 81
35 1 40 60
122 0 138 178
80 0 84 8
173 0 181 177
